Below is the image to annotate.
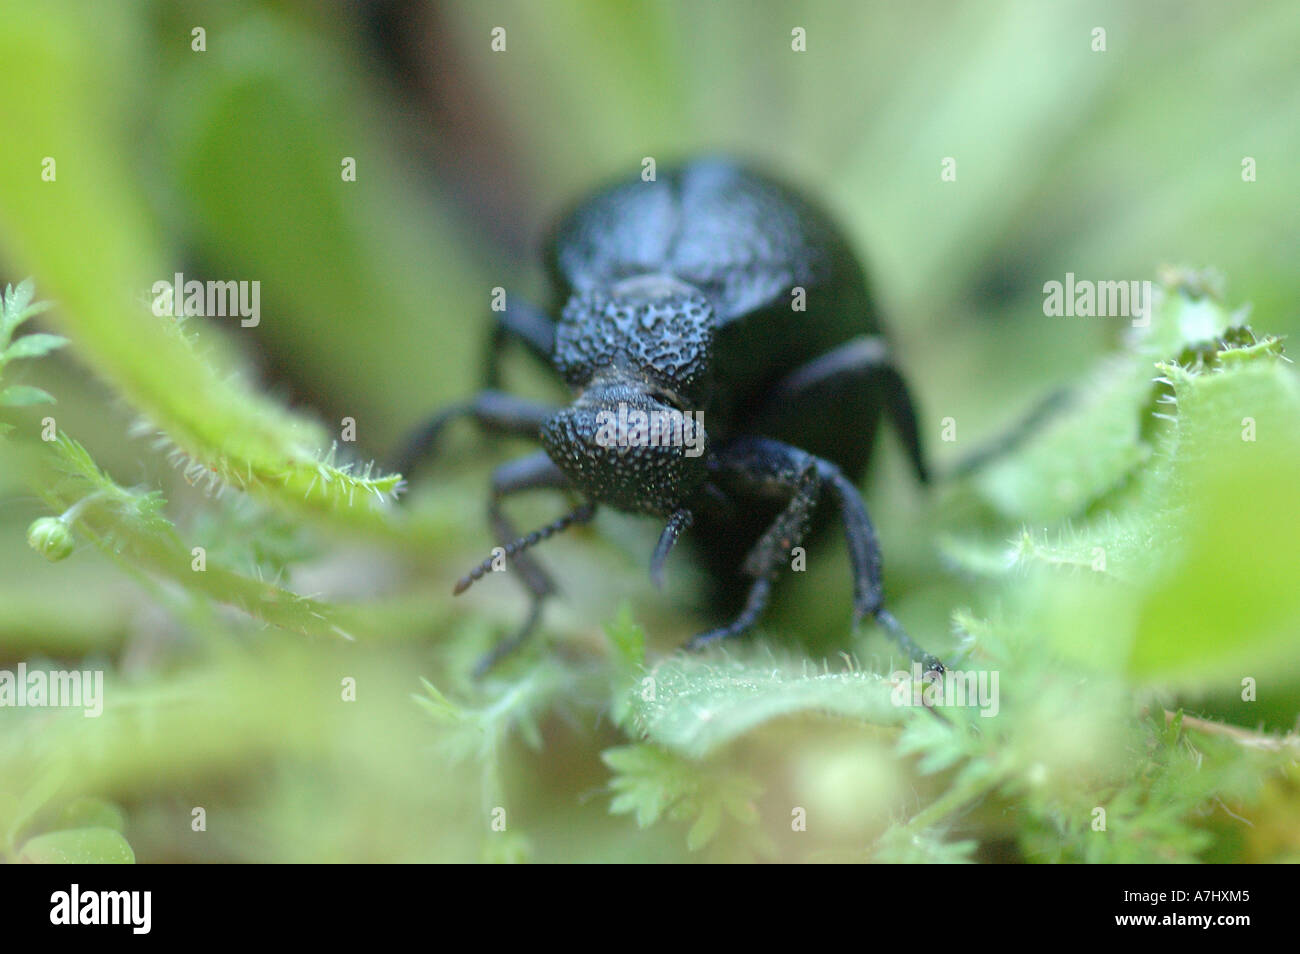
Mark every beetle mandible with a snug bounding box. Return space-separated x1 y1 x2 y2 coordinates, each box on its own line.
398 158 942 676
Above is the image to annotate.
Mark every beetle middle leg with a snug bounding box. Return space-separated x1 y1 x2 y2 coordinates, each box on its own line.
394 296 555 478
688 436 941 672
392 391 555 480
484 296 555 389
755 335 930 485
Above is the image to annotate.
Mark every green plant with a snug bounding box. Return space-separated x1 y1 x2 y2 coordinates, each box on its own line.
2 0 1298 864
3 269 1296 863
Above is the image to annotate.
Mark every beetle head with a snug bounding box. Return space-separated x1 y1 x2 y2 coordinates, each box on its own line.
541 372 708 515
542 275 716 514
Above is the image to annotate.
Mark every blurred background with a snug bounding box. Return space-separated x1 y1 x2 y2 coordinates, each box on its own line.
0 0 1296 863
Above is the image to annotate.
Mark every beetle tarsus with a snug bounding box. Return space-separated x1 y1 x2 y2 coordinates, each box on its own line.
458 453 585 673
868 608 945 675
650 508 693 589
455 500 596 596
685 577 773 649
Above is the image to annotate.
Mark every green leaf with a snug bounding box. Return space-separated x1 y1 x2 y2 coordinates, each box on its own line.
1129 439 1300 682
946 277 1300 690
604 744 682 828
1124 321 1300 683
19 827 135 864
605 604 646 728
481 831 533 865
0 27 409 532
2 279 36 321
0 385 55 405
603 743 762 852
9 434 359 640
4 332 68 360
604 603 646 670
874 826 977 864
966 280 1269 524
685 801 722 851
412 677 464 725
0 278 54 342
624 653 906 760
972 363 1151 521
51 797 127 832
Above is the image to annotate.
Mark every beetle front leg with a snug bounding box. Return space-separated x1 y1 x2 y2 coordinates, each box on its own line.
685 438 819 648
685 577 773 648
392 391 556 480
691 437 941 672
816 459 943 673
473 451 573 677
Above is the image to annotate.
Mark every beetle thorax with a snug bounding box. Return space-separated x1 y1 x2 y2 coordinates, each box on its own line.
553 276 716 407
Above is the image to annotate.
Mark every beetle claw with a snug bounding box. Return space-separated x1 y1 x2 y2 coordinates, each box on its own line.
868 608 945 674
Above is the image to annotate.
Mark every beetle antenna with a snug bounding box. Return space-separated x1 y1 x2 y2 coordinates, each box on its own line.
650 507 693 589
454 502 596 595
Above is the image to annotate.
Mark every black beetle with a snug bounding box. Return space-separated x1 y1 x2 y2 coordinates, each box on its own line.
398 158 941 675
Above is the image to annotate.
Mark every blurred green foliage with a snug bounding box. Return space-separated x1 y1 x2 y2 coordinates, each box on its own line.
0 0 1297 863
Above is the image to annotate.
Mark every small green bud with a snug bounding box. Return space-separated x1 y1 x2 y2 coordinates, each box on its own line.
27 516 74 561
